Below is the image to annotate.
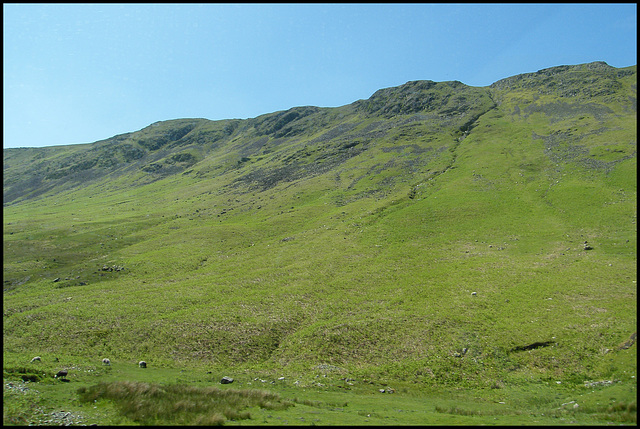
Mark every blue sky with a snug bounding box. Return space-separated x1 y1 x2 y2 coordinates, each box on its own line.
3 3 637 149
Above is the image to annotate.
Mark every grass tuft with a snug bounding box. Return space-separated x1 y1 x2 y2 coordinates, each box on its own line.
77 381 293 425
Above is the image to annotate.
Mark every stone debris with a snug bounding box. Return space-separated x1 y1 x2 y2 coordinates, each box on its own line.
559 400 580 410
5 382 91 425
584 379 618 388
100 265 125 272
5 381 36 393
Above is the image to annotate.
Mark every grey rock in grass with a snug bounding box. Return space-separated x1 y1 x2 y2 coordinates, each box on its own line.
221 376 234 384
138 361 147 368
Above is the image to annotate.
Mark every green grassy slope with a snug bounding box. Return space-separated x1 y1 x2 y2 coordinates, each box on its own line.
4 62 636 405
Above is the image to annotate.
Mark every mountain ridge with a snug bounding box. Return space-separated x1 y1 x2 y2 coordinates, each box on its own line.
2 62 586 205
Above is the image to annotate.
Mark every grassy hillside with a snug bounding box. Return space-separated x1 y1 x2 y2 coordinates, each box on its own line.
3 61 637 425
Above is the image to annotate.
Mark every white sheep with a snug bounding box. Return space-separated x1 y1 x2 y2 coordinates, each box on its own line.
30 356 42 363
139 361 147 368
102 358 111 365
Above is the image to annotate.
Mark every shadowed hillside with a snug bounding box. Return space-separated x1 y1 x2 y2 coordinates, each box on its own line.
3 62 636 399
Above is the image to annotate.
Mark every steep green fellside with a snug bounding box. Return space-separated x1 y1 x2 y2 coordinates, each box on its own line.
3 62 637 425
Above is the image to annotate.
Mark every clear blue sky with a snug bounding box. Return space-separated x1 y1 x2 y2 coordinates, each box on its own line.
3 3 637 149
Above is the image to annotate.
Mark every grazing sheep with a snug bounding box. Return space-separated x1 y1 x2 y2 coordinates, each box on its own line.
31 356 42 363
55 370 68 379
138 361 147 368
102 358 111 365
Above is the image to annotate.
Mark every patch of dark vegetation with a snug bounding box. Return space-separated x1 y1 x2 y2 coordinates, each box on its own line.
170 152 197 164
140 153 198 175
116 143 146 163
4 366 49 383
141 162 162 173
509 341 555 353
77 381 294 426
434 401 519 417
600 400 637 424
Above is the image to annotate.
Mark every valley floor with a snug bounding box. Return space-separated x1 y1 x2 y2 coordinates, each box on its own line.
3 355 637 426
